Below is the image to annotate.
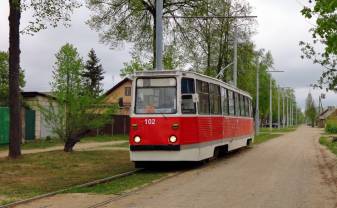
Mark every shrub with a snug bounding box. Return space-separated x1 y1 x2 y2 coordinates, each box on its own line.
325 120 337 134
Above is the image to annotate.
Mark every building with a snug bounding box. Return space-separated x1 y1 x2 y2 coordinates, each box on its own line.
316 106 337 128
103 77 133 115
22 92 58 140
88 77 133 136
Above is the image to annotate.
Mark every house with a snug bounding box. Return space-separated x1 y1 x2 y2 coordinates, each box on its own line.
103 77 133 115
22 92 58 140
87 77 133 136
316 106 337 128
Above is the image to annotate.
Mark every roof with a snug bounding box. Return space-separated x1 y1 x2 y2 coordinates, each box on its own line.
104 77 132 96
21 91 56 100
318 107 336 119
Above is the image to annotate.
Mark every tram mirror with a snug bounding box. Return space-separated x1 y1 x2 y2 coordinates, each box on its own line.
192 94 199 103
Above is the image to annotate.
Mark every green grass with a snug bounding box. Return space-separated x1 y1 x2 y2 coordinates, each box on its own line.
254 133 283 144
320 136 337 156
0 150 134 204
81 134 129 143
0 135 129 152
69 171 167 195
260 127 296 133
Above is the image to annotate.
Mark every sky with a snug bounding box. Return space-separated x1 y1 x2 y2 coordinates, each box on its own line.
0 0 336 110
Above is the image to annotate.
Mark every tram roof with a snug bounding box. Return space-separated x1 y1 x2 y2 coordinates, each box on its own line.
133 70 252 99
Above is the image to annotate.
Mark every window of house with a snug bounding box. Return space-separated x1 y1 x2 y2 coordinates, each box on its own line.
221 87 229 115
209 84 221 115
197 80 210 114
125 87 131 96
228 90 235 115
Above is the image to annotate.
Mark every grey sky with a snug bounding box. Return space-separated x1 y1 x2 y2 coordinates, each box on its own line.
0 0 335 110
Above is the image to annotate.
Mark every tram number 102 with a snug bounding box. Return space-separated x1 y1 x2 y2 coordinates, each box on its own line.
145 119 156 125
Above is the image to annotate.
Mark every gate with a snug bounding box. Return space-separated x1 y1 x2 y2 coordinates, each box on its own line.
25 109 36 140
0 107 9 144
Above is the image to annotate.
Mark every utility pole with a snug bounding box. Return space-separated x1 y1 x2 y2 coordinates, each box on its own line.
278 86 280 129
233 25 238 87
155 0 163 70
282 90 285 128
287 96 289 127
255 57 260 135
269 75 272 131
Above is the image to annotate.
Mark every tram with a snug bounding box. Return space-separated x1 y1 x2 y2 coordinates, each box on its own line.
129 70 254 165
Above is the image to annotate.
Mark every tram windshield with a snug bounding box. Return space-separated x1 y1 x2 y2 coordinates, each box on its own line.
135 78 177 114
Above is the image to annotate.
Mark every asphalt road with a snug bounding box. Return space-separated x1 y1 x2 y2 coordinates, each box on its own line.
103 126 337 208
15 126 337 208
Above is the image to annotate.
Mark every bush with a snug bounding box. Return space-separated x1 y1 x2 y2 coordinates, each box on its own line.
325 120 337 133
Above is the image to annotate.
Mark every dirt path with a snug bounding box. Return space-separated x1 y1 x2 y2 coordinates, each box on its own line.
0 140 128 158
14 126 337 208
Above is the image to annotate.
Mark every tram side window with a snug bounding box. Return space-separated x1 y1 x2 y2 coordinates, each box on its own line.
249 99 253 117
228 90 235 115
234 93 240 116
181 78 196 114
197 80 210 114
240 95 245 116
221 88 229 115
244 97 249 117
209 84 221 115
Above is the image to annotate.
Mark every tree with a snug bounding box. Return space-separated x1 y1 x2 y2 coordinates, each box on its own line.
300 1 337 90
87 0 204 68
82 49 104 97
305 92 317 127
41 44 116 152
7 0 80 158
0 51 25 106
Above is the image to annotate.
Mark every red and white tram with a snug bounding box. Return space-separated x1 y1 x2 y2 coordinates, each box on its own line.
129 70 254 165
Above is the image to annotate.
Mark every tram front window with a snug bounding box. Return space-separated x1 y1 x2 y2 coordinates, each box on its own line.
135 78 177 114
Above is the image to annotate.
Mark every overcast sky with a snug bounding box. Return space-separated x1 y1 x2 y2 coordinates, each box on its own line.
0 0 336 110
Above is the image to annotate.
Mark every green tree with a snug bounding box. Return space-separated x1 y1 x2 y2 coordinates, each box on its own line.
41 44 115 152
305 92 317 127
82 49 104 97
0 51 25 106
7 0 80 158
300 1 337 90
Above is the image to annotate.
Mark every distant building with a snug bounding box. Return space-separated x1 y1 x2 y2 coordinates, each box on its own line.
22 92 58 140
316 106 337 128
103 77 133 115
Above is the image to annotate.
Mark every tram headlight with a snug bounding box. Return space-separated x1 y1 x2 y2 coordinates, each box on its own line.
134 136 141 143
169 135 177 143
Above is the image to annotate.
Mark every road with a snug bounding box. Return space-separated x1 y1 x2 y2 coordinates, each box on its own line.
15 126 337 208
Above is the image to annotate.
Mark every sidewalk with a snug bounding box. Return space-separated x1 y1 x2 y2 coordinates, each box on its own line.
0 140 128 158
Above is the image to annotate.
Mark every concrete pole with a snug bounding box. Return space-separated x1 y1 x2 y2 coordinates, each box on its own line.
233 25 238 87
282 91 285 128
155 0 163 70
286 96 289 127
278 87 280 129
269 76 272 131
255 58 260 135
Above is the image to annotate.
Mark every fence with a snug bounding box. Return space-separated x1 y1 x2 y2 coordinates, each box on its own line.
87 115 130 137
0 107 9 145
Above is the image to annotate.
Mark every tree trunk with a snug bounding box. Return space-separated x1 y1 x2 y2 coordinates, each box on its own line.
63 130 89 152
8 0 22 159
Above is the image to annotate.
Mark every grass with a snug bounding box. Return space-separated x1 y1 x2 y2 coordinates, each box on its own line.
69 171 167 195
254 133 283 144
260 127 297 133
0 135 129 152
0 150 134 204
320 136 337 156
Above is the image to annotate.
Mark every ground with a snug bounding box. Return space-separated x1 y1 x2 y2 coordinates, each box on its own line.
13 126 337 208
